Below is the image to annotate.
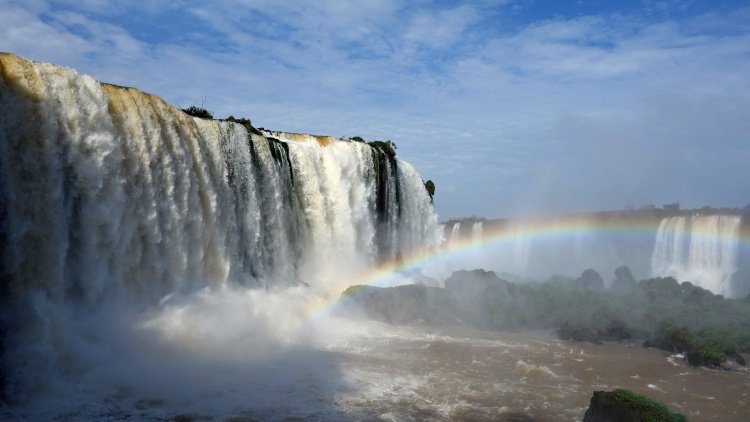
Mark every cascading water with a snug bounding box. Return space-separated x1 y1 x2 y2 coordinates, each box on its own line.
449 221 461 244
510 222 531 274
444 220 483 246
0 53 440 298
471 221 483 242
651 217 689 280
0 53 440 414
651 215 741 296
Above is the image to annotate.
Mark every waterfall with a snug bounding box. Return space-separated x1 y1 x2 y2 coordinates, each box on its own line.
0 54 441 404
471 221 483 242
449 222 462 244
0 53 439 303
651 215 741 295
510 223 531 274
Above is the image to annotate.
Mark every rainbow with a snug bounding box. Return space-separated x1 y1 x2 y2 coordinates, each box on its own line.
312 214 750 317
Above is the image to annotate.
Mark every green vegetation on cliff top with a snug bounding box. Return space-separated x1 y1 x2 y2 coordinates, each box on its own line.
182 105 213 119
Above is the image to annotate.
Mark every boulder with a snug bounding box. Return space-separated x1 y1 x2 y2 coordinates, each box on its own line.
583 389 687 422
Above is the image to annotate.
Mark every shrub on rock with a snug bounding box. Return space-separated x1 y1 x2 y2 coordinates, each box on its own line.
583 389 687 422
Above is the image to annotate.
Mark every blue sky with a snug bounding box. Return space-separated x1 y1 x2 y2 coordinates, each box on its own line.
2 0 749 219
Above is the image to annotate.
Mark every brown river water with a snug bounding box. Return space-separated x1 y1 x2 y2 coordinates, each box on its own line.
321 321 750 421
5 316 748 421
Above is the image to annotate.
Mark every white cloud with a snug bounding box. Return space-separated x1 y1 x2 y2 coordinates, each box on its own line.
1 1 749 217
0 2 93 64
404 5 480 49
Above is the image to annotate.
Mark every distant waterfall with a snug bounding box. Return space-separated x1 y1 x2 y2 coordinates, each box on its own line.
651 215 741 295
0 53 440 304
444 220 483 246
471 222 483 242
450 222 462 244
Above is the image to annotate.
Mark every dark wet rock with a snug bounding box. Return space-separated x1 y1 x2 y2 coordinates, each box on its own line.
583 389 687 422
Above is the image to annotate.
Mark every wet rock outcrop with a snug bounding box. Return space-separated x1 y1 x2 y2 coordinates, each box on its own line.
583 389 687 422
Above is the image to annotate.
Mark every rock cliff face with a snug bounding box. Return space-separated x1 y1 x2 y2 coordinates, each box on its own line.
583 390 687 422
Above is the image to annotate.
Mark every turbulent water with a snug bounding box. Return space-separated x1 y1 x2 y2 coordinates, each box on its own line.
651 215 742 296
328 323 750 421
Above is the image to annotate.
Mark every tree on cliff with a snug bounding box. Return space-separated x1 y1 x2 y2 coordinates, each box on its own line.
424 180 435 203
